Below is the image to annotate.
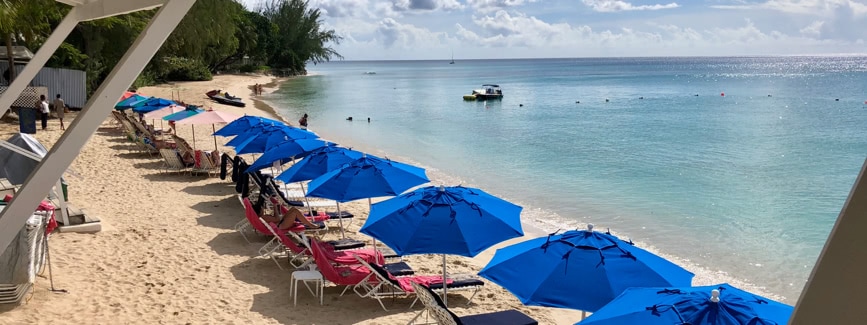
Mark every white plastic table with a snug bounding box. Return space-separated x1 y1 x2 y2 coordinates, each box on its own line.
290 270 323 306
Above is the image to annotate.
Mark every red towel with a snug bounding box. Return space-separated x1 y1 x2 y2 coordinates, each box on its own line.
7 194 58 235
398 276 453 292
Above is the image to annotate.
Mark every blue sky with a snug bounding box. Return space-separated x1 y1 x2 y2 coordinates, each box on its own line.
240 0 867 60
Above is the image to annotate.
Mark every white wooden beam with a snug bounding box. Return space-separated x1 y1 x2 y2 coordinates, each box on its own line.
76 0 167 22
0 0 196 255
790 158 867 323
0 7 79 118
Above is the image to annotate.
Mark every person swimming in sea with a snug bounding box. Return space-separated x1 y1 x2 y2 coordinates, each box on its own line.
299 113 308 129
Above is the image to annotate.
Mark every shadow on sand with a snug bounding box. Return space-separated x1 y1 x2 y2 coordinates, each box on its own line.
183 182 235 197
192 196 243 230
141 172 203 183
131 160 165 170
206 231 264 257
229 259 411 324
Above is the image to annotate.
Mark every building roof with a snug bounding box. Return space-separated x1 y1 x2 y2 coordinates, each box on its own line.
0 46 35 62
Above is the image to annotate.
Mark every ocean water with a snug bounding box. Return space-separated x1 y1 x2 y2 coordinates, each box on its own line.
263 57 867 302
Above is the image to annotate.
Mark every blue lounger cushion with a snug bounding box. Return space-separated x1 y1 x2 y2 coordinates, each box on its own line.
325 238 365 250
326 211 354 219
459 310 538 325
428 278 485 290
382 261 414 277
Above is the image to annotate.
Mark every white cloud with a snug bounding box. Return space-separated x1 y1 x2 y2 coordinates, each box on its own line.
376 18 452 48
799 20 825 36
712 0 867 17
308 0 369 17
466 0 539 13
459 10 590 47
446 11 861 58
391 0 463 12
581 0 680 12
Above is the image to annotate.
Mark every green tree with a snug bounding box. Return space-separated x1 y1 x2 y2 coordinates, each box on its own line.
259 0 342 74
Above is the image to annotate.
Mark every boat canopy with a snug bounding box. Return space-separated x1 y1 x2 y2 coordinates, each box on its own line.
482 84 500 87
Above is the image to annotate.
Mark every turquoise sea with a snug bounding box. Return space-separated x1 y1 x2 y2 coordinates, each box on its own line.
263 57 867 302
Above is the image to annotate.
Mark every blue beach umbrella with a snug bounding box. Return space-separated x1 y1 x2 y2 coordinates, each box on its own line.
306 154 430 203
362 185 524 257
272 145 362 237
307 154 429 239
263 126 319 148
275 146 363 184
478 226 694 314
225 124 277 147
213 115 284 137
131 97 176 113
246 138 332 172
115 94 148 110
578 283 793 325
232 125 318 154
362 185 524 305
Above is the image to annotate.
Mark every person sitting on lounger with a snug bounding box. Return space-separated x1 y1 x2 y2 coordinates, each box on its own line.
261 195 325 230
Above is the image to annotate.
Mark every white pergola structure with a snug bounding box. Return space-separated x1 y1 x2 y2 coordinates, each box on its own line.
0 0 194 249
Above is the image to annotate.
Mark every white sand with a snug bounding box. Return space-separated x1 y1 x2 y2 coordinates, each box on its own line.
0 74 584 324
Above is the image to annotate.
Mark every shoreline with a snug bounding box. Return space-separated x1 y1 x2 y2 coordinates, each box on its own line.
258 75 791 303
249 77 294 126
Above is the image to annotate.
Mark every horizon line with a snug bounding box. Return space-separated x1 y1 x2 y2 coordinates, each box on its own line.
323 53 867 63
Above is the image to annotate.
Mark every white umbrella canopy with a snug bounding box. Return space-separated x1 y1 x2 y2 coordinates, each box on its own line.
175 110 241 151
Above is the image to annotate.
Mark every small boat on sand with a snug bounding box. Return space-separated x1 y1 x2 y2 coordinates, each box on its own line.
206 90 246 107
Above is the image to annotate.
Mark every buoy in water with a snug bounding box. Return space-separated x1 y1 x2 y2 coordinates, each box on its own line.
519 104 523 107
835 99 840 101
721 92 725 97
576 101 580 104
605 98 609 102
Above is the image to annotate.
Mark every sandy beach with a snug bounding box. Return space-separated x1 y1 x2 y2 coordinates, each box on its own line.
0 74 586 324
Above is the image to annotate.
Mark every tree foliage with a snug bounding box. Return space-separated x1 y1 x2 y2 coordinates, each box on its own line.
1 0 342 93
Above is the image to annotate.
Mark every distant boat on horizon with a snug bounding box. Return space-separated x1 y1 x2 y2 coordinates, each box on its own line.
450 51 455 64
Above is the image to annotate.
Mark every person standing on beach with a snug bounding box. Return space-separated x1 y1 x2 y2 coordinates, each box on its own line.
36 95 49 130
298 113 308 129
53 94 66 130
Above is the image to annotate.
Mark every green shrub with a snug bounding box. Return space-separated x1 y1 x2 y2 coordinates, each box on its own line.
157 57 213 81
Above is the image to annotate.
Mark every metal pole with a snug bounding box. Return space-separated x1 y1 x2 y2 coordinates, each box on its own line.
212 124 218 151
0 0 197 254
442 254 448 306
368 197 377 261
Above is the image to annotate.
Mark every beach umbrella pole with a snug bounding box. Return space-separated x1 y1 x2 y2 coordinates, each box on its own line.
212 124 218 151
442 254 448 306
368 197 379 263
191 125 196 150
335 201 344 238
299 182 314 215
